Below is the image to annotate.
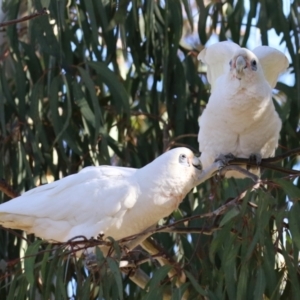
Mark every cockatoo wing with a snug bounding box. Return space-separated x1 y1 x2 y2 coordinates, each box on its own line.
198 41 241 91
253 46 289 88
0 166 137 241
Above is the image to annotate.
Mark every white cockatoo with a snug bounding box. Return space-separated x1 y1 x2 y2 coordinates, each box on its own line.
0 147 221 252
198 41 288 177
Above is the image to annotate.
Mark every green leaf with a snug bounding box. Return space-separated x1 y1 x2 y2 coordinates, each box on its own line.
181 0 194 31
6 273 17 300
219 207 240 227
144 265 172 300
273 178 300 201
44 250 61 299
209 222 235 263
223 245 239 299
185 270 207 296
82 0 98 45
72 81 96 127
106 257 123 300
197 1 211 44
81 276 91 300
289 202 300 250
77 66 103 143
55 261 68 300
253 268 266 300
262 235 277 298
106 236 122 260
172 282 190 300
24 240 43 286
41 244 53 289
0 0 299 298
95 246 105 264
236 264 249 300
87 61 130 115
41 0 50 8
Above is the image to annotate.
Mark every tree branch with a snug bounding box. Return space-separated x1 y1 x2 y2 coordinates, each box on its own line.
220 165 259 181
261 147 300 162
0 8 48 28
140 238 187 288
0 179 19 198
226 147 300 174
117 187 250 245
159 226 220 235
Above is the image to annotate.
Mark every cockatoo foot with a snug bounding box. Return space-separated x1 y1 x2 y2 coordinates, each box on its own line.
216 153 236 165
84 252 98 269
84 250 134 274
97 233 105 240
249 153 262 165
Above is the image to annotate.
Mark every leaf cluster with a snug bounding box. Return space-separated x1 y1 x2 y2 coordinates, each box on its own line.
0 0 300 299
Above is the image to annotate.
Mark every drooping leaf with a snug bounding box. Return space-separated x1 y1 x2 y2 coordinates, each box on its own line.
273 178 300 202
24 240 43 286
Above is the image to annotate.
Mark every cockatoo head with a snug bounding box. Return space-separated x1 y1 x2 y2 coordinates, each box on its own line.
141 147 203 194
157 147 202 175
198 41 288 91
141 147 203 211
229 49 261 80
175 147 202 170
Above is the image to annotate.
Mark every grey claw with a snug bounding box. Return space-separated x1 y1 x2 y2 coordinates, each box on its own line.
84 252 98 269
249 153 262 166
215 153 236 165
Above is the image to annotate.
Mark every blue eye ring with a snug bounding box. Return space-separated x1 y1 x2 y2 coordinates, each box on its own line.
180 154 187 160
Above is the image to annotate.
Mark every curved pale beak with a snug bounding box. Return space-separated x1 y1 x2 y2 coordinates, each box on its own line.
192 156 202 170
236 55 247 75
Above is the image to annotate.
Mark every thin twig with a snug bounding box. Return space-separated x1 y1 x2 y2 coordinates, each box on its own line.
141 238 186 288
262 147 300 163
0 8 48 28
0 226 30 242
117 187 250 245
170 134 198 142
160 226 220 235
154 189 248 233
0 179 19 198
260 162 300 175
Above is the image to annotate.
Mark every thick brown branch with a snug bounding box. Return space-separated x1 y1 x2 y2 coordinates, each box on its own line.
228 148 300 164
226 148 300 174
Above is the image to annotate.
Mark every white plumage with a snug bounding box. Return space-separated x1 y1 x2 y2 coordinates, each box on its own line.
198 41 288 177
0 147 215 245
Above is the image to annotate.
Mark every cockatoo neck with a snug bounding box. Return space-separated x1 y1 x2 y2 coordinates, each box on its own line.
136 159 192 207
227 65 268 91
137 160 184 189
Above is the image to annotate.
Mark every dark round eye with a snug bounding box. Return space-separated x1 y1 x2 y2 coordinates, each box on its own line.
180 154 187 160
229 60 232 66
251 59 257 70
